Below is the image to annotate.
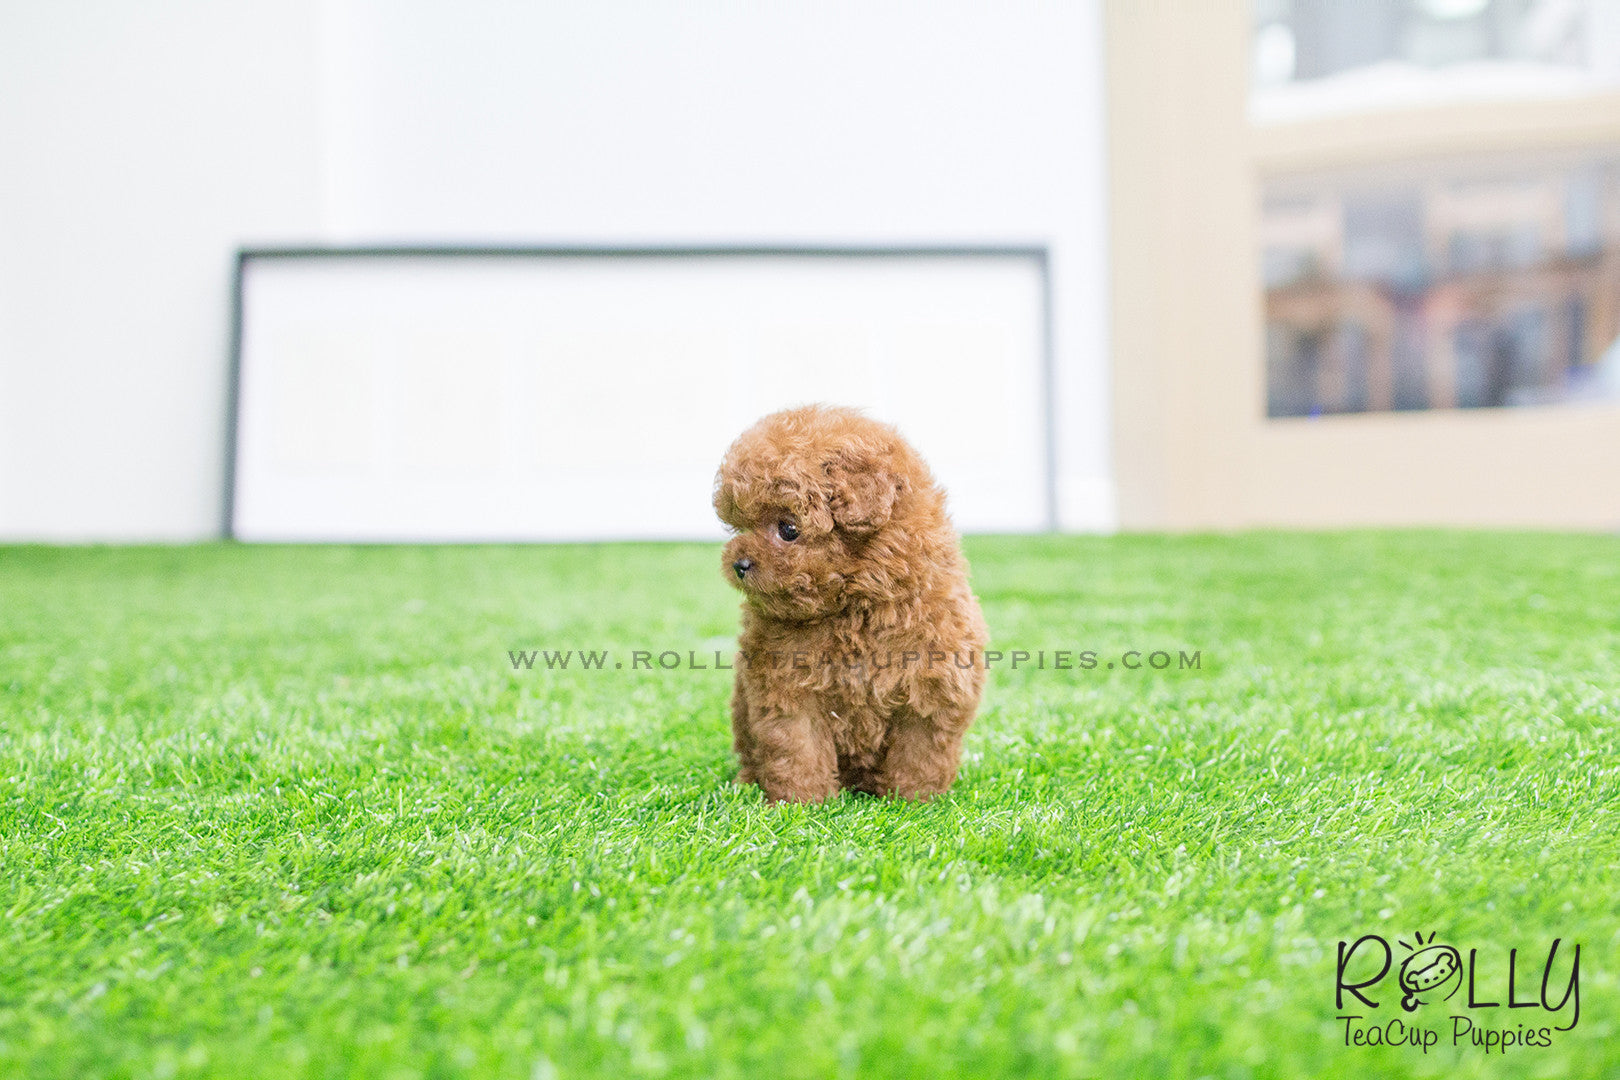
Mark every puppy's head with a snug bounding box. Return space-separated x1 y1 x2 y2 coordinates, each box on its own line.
714 405 938 621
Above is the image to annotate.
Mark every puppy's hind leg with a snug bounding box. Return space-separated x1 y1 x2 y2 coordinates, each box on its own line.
875 710 969 800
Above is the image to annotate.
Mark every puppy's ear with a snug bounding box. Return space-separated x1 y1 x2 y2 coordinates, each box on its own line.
826 446 902 537
714 468 752 530
712 474 735 524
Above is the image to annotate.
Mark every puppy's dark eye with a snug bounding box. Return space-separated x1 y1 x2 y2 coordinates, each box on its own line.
777 519 799 542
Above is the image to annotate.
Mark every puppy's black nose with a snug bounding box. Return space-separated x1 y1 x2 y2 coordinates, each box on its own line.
732 558 754 580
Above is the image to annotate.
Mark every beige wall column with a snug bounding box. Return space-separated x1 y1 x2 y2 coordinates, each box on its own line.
1105 0 1261 531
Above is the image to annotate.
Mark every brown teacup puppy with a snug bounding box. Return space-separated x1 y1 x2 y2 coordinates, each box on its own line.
714 405 988 803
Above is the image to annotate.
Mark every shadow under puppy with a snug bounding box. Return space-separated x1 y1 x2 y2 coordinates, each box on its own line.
714 405 988 803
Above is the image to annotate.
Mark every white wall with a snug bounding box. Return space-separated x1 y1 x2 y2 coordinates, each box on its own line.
0 2 324 540
0 0 1111 540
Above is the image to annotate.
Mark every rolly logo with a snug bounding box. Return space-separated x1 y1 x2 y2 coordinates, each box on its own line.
1336 930 1580 1054
1398 931 1462 1010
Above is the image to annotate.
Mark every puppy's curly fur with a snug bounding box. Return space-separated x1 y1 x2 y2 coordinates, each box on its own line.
714 405 988 803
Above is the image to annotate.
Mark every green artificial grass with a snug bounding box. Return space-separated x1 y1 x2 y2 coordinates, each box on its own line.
0 532 1616 1079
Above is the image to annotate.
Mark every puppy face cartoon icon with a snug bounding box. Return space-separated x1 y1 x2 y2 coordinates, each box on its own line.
1398 932 1463 1010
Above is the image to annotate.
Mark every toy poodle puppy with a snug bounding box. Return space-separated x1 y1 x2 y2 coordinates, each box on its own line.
714 405 988 803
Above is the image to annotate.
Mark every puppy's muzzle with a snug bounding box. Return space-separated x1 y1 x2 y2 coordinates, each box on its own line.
732 557 754 581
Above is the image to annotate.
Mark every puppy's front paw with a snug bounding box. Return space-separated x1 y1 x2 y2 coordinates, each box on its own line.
733 765 758 786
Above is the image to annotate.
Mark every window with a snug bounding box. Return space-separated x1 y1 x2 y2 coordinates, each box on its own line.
1263 153 1620 416
1252 0 1620 122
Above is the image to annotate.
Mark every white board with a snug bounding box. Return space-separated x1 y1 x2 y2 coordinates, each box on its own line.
231 251 1050 541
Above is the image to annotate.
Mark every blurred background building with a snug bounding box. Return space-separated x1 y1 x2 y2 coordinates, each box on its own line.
1 1 1616 541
